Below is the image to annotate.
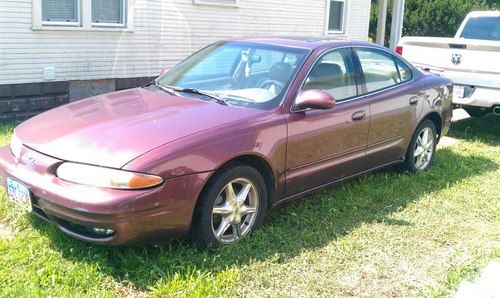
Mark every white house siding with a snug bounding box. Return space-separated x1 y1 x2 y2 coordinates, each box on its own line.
345 0 371 39
0 0 371 85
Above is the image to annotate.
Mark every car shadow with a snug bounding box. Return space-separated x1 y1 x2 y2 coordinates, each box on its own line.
28 117 499 292
447 114 499 146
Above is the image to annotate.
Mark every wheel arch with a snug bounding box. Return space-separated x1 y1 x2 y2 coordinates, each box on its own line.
404 112 443 158
197 153 276 210
422 111 443 140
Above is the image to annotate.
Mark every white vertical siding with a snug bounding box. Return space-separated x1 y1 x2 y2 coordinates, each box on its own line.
0 0 370 85
345 0 371 39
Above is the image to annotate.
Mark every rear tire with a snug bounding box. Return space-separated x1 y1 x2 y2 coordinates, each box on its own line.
464 107 490 117
190 164 267 248
402 120 437 173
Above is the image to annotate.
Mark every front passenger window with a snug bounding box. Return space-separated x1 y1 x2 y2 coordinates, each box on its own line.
303 48 358 101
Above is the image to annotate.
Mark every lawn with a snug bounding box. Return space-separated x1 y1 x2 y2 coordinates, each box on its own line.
0 114 499 297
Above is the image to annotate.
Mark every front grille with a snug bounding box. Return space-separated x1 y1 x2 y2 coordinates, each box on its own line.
32 205 50 222
52 217 114 239
30 195 114 240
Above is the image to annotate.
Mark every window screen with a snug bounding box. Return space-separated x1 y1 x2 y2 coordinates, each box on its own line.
92 0 124 24
356 48 401 93
328 0 344 31
42 0 78 22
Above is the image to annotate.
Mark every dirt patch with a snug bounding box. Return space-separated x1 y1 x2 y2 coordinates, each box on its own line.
0 223 15 241
438 136 460 148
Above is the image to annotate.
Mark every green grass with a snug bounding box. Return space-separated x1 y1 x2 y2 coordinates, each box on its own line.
1 114 499 297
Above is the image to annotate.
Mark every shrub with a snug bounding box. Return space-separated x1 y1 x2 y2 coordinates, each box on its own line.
369 0 500 45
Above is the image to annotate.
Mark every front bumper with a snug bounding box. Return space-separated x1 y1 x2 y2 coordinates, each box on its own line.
0 145 211 245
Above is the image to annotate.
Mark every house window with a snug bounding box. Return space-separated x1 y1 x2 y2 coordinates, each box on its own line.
34 0 133 31
327 0 346 33
92 0 125 25
42 0 80 25
193 0 239 7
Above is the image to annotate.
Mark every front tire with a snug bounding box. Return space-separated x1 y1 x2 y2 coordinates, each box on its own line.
190 164 267 247
402 120 437 173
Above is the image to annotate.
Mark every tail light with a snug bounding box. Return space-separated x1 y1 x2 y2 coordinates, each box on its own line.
395 46 403 55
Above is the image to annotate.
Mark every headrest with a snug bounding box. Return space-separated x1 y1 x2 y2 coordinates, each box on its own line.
268 62 293 82
308 63 343 84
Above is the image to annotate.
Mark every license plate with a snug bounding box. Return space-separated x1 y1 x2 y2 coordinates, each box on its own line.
453 85 465 99
7 178 32 212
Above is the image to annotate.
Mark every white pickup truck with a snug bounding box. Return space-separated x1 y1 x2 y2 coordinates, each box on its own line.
397 11 500 117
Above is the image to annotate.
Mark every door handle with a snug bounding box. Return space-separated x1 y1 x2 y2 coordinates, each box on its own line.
409 96 419 105
352 111 366 121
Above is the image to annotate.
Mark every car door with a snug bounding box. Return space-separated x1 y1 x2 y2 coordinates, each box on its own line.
285 47 370 196
353 47 422 168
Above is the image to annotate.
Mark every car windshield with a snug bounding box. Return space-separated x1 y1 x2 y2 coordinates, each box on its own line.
156 41 310 110
459 16 500 41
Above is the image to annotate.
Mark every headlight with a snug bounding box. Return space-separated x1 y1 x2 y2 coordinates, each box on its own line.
10 131 23 160
56 162 163 189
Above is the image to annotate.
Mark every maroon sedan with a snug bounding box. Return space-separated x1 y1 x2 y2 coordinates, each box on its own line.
0 37 452 246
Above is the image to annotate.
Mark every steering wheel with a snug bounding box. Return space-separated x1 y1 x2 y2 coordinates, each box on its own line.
259 79 285 93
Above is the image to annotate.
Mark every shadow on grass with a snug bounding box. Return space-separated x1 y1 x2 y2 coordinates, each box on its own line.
448 114 499 146
27 117 499 291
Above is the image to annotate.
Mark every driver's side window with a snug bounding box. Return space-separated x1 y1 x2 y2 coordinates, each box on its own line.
303 48 358 102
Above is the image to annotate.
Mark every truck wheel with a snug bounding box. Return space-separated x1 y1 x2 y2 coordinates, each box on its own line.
464 107 490 117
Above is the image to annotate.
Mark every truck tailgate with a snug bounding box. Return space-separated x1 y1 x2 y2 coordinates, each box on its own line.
399 37 500 88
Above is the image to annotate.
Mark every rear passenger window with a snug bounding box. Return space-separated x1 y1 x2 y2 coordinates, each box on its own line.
395 58 412 82
355 48 402 93
303 48 358 101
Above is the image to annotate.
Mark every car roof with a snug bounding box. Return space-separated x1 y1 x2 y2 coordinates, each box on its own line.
226 36 379 50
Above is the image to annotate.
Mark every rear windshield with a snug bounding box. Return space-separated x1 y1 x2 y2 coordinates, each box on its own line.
459 16 500 41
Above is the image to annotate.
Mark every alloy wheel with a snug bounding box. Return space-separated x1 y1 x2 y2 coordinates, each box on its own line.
211 178 259 244
413 127 434 170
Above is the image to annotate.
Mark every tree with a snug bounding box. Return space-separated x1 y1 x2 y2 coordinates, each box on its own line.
369 0 500 46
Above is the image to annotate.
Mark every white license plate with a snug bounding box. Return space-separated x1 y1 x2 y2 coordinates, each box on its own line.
7 178 32 212
453 85 465 99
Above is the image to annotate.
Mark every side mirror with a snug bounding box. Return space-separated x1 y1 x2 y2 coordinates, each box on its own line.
293 89 335 112
159 67 171 76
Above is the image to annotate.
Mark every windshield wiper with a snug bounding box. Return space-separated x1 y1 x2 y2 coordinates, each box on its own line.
145 80 177 95
148 82 230 106
175 87 230 106
152 80 176 95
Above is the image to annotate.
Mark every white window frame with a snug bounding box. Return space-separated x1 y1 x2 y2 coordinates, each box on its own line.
325 0 348 34
33 0 134 32
193 0 240 8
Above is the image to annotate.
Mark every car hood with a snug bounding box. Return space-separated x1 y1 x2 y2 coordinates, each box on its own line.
15 87 265 168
